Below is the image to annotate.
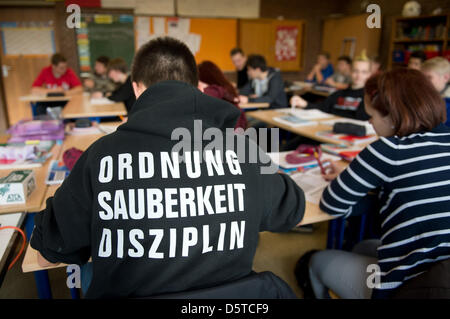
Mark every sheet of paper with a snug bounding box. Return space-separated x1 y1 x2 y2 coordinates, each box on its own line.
152 17 165 35
278 108 335 120
0 213 24 261
90 97 114 105
290 168 329 204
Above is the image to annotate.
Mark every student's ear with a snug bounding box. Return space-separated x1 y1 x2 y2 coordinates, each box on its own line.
132 81 147 99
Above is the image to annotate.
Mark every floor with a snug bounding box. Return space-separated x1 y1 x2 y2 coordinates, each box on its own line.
0 222 328 299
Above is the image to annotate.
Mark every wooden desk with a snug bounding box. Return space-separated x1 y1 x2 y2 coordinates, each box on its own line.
0 143 62 215
62 95 127 120
246 109 342 144
246 109 375 147
239 102 270 110
19 95 72 103
22 200 335 273
285 82 334 98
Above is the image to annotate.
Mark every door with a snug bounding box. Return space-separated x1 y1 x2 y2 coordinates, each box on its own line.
0 7 56 125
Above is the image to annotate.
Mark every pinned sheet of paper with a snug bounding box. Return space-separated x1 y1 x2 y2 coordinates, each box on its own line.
152 17 165 34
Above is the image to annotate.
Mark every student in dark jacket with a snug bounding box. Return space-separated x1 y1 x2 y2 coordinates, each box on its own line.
106 58 136 113
230 48 249 89
238 54 288 109
290 58 373 121
30 37 306 299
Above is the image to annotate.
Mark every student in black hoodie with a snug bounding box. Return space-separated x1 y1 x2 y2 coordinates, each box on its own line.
106 58 136 113
30 37 306 299
238 54 288 109
290 57 372 121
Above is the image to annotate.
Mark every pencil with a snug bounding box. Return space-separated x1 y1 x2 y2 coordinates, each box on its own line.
314 150 326 175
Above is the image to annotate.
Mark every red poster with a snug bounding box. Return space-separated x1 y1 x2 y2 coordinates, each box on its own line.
275 26 298 61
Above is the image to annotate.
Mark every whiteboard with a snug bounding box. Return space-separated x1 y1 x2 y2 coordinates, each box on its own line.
2 27 55 56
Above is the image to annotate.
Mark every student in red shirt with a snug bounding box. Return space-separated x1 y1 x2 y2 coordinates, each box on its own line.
31 53 82 96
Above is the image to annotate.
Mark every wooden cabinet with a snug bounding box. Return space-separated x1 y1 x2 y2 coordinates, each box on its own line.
238 18 305 71
388 14 450 70
321 14 381 66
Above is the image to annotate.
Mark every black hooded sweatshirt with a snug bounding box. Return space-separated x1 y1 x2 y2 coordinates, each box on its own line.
30 80 305 298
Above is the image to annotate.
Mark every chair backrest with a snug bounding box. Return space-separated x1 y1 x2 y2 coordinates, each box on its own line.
145 271 298 299
392 258 450 299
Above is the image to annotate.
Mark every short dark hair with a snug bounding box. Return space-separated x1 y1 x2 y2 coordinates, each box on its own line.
51 53 67 66
337 55 352 65
96 56 110 66
410 50 427 63
131 37 198 87
108 58 128 74
230 47 244 56
246 54 267 72
364 68 446 136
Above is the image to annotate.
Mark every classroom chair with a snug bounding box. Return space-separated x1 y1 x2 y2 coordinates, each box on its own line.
145 271 297 299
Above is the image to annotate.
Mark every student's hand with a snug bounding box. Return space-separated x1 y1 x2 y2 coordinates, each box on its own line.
84 78 95 89
249 94 257 99
198 81 208 92
321 160 346 181
91 91 103 99
290 95 308 108
239 95 249 104
325 77 335 86
48 87 64 93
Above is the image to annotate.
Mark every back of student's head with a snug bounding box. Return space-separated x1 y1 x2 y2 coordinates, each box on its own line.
421 57 450 76
246 54 267 71
364 68 446 136
51 53 67 66
131 37 198 87
198 60 237 98
108 58 128 74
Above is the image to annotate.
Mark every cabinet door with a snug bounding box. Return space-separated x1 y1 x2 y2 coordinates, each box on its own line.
322 14 381 65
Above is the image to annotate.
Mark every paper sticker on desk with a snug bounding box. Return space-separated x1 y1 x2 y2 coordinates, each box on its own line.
0 170 36 205
46 160 70 185
273 115 317 127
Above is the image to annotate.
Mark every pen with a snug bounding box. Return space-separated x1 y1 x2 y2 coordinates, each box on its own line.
313 148 326 175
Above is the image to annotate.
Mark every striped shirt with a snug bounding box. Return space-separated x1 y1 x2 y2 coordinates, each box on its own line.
320 123 450 298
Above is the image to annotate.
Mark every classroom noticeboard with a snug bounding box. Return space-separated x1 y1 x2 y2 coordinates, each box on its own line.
135 16 237 72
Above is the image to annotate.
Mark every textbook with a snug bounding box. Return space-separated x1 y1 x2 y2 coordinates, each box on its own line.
320 144 363 162
316 130 377 146
45 160 70 185
273 115 317 127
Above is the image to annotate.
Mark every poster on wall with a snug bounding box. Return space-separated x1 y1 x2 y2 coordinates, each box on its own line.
135 17 201 56
275 26 298 61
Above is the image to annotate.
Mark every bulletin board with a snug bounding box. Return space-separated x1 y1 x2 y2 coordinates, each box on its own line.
135 16 237 71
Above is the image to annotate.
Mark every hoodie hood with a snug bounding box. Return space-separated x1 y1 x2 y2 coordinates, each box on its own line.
118 80 241 138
